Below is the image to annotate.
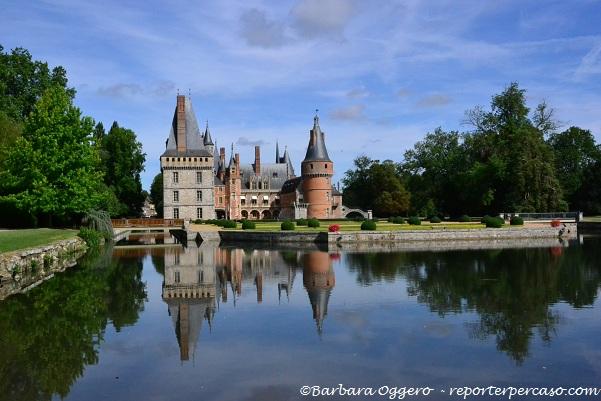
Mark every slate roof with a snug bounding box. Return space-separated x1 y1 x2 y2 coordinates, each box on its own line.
239 163 293 190
281 177 302 194
161 96 213 157
303 115 331 162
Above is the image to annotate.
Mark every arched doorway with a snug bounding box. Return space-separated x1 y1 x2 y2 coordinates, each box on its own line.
272 210 280 220
250 210 260 220
241 210 248 219
216 209 226 219
262 210 272 220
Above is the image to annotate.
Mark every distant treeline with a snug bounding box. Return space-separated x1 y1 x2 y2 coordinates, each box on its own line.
0 45 146 227
343 83 601 217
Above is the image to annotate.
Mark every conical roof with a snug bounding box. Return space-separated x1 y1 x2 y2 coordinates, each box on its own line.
303 115 331 162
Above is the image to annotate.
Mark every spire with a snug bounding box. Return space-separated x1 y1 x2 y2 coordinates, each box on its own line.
283 146 295 177
203 120 213 146
276 141 280 163
303 111 331 162
228 143 235 168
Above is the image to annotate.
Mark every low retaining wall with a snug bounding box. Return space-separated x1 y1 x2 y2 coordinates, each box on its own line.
0 237 87 300
218 224 576 249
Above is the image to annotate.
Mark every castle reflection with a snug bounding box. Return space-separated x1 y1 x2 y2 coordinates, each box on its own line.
160 244 336 361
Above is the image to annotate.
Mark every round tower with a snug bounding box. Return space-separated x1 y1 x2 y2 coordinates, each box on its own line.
301 113 334 219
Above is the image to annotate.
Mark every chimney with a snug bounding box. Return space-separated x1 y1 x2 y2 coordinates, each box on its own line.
220 147 225 163
254 145 261 175
176 95 186 152
235 153 240 168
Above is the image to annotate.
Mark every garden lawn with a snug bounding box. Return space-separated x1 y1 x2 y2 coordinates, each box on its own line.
0 228 78 253
209 221 486 232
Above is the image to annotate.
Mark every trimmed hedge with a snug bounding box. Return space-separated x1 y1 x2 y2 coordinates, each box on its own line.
429 216 442 223
281 220 296 231
361 220 377 230
483 216 505 228
391 216 404 224
296 218 308 226
307 218 320 228
221 220 237 229
510 216 524 226
242 220 256 230
407 216 421 226
458 215 471 222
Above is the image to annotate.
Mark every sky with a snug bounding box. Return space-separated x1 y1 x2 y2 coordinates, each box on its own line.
1 0 600 189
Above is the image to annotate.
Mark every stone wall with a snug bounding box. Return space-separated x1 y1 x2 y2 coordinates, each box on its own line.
0 237 87 300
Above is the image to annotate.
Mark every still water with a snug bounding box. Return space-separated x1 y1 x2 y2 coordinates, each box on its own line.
1 235 601 401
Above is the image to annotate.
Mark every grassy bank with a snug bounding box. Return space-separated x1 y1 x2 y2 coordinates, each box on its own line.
0 228 78 253
211 220 486 232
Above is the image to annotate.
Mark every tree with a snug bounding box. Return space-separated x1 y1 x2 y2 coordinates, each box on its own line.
0 86 107 226
0 45 74 122
150 172 163 217
573 160 601 214
0 110 22 167
100 121 146 217
548 126 601 210
342 157 410 217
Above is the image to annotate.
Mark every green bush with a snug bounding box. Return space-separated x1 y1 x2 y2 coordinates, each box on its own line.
361 220 377 230
480 215 491 224
510 216 524 226
458 215 471 222
429 216 442 223
221 220 237 229
296 218 308 226
407 216 421 225
194 219 202 224
484 216 505 228
242 220 256 230
307 218 320 228
78 228 103 247
281 220 296 231
391 216 404 224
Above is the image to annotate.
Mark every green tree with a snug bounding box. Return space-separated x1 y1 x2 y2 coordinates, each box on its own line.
548 126 601 210
342 157 410 217
0 45 74 121
150 172 163 217
0 86 107 226
100 121 146 217
0 110 22 167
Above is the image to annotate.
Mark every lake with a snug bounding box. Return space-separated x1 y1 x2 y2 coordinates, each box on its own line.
1 235 600 401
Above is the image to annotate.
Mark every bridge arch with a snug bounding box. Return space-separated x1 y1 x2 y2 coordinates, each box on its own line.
340 206 368 219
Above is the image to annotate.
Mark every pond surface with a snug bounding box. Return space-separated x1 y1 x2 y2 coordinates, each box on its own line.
1 236 601 401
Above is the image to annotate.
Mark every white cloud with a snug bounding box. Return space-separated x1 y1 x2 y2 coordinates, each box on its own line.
291 0 356 39
329 104 365 120
239 8 288 48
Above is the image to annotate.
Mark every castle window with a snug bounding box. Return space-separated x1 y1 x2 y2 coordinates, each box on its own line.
241 196 246 206
273 172 278 178
175 252 180 265
197 171 202 183
197 190 202 202
173 191 179 202
311 164 314 169
219 196 223 204
173 171 179 183
174 271 180 283
197 207 202 219
263 196 269 206
194 158 197 162
325 164 328 169
177 158 181 162
173 208 179 219
205 157 208 162
251 195 257 205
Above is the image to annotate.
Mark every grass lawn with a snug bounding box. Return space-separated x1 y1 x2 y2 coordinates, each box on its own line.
0 228 78 253
210 220 486 232
584 216 601 222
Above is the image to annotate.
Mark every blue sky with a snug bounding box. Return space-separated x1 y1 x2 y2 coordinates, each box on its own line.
1 0 600 189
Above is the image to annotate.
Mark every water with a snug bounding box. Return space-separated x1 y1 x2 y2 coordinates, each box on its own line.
1 236 601 401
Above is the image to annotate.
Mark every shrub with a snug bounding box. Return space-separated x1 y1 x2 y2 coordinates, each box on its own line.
221 220 237 229
480 215 491 224
328 224 340 232
78 228 103 247
510 216 524 226
361 220 377 230
391 216 404 224
194 219 202 224
241 220 256 230
407 216 421 226
484 216 505 228
429 216 442 223
296 218 308 226
458 215 471 222
307 218 320 228
551 219 561 228
281 220 295 231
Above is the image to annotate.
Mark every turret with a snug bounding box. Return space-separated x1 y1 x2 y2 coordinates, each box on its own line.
301 112 334 219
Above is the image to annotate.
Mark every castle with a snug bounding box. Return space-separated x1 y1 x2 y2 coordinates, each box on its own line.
160 95 343 220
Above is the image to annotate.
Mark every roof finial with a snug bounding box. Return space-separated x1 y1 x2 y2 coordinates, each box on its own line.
314 108 319 126
206 120 209 130
188 88 191 97
177 88 180 95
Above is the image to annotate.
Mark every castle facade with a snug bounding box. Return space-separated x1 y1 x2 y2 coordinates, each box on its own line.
160 95 343 220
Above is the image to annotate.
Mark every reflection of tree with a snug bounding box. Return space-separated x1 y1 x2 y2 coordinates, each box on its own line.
0 247 146 401
345 239 601 364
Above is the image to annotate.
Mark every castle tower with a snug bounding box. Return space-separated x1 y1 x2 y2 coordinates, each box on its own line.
301 113 334 219
225 145 242 220
160 95 215 220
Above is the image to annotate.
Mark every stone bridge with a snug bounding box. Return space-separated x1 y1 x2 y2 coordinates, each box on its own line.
340 206 369 219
